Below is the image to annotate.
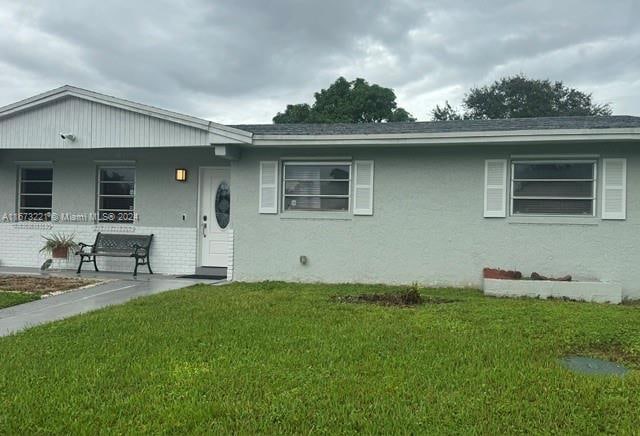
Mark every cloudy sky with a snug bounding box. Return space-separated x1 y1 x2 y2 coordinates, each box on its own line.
1 0 639 123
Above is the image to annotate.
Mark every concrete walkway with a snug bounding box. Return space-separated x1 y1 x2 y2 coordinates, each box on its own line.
0 268 224 337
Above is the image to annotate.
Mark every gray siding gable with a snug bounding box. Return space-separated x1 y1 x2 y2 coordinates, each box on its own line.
0 85 252 148
0 96 211 149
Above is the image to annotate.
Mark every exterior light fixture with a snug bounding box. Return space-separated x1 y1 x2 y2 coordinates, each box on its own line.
175 168 187 182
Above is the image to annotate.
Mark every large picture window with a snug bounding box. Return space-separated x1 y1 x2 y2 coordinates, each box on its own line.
511 161 596 216
97 167 136 223
282 162 351 212
17 167 53 221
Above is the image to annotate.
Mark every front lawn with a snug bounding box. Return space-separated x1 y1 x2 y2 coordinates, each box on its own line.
0 291 39 309
0 282 639 433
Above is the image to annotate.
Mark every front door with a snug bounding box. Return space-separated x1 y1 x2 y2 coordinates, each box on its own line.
199 168 231 267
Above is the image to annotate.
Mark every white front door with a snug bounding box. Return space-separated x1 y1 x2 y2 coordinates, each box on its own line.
199 167 232 267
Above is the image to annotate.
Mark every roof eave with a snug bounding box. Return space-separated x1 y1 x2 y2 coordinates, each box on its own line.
249 128 640 147
207 122 253 144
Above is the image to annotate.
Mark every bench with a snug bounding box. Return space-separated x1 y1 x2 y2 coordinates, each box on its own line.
76 232 154 277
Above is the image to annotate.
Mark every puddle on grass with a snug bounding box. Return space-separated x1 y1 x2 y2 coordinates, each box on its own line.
560 355 630 376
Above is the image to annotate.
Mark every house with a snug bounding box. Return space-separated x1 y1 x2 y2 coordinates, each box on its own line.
1 86 639 298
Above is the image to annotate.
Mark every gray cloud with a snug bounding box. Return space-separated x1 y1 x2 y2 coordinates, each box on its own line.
0 0 638 123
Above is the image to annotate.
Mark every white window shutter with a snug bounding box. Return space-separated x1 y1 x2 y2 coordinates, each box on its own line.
353 160 374 215
484 159 507 218
259 161 278 214
602 158 627 220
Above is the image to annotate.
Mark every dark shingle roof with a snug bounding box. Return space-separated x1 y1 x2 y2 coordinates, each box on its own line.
231 116 640 136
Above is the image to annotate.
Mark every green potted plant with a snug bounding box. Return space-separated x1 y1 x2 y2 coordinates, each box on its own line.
40 233 78 259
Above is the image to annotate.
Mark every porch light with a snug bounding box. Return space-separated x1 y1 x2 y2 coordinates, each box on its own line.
175 168 187 182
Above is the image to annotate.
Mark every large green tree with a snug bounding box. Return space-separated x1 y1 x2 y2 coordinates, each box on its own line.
432 75 612 121
273 77 415 123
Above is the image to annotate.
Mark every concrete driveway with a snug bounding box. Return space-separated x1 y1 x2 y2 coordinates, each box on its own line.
0 268 224 337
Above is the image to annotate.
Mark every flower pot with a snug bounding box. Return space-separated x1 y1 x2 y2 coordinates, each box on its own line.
51 247 69 259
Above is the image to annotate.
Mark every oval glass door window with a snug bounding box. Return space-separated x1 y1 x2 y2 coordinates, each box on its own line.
215 181 230 229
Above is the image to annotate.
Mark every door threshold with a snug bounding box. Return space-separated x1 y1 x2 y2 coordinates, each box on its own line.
193 266 227 278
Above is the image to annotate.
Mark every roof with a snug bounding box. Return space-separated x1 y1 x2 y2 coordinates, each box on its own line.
231 116 640 136
2 85 640 149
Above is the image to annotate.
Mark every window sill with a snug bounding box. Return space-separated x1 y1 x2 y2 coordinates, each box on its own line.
279 211 352 221
507 216 599 226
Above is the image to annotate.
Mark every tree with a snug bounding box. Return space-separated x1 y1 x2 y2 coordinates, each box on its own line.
273 77 415 123
431 101 462 121
431 75 612 121
388 107 415 122
272 104 312 124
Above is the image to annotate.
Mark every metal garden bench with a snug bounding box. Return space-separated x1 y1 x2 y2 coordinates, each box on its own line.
75 232 154 277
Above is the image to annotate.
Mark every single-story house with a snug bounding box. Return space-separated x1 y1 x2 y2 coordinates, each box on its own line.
1 86 639 298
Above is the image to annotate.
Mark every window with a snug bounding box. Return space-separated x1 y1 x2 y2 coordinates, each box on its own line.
215 181 230 229
97 167 135 223
17 167 53 221
282 162 351 211
511 161 596 216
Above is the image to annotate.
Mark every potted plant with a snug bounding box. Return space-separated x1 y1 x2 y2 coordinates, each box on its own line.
40 233 78 259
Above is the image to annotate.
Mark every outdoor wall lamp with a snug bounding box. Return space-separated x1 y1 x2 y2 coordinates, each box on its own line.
175 168 187 182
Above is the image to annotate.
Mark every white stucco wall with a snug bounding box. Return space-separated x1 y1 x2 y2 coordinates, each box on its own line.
0 148 227 228
2 142 639 296
0 148 230 275
230 143 640 299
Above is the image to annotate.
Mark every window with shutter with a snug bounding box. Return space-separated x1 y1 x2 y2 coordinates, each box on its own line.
259 161 278 214
353 161 374 215
281 161 351 212
602 158 627 220
484 159 507 217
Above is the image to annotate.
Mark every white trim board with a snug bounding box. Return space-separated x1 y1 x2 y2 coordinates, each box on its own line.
14 161 54 165
251 128 640 147
279 156 353 160
93 160 136 164
510 154 600 159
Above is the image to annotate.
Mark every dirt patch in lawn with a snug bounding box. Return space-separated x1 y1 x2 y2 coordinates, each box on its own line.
0 275 100 296
334 288 457 307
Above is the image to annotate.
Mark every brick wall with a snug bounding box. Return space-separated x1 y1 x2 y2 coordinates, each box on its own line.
0 223 198 275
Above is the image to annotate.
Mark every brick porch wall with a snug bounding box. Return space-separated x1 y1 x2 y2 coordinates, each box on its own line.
0 223 198 275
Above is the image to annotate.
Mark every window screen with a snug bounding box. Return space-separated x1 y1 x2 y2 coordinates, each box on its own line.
17 167 53 221
511 161 596 215
282 162 351 211
97 167 136 223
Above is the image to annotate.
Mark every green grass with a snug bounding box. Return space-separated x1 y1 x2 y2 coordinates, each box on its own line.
0 291 39 309
1 282 639 434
